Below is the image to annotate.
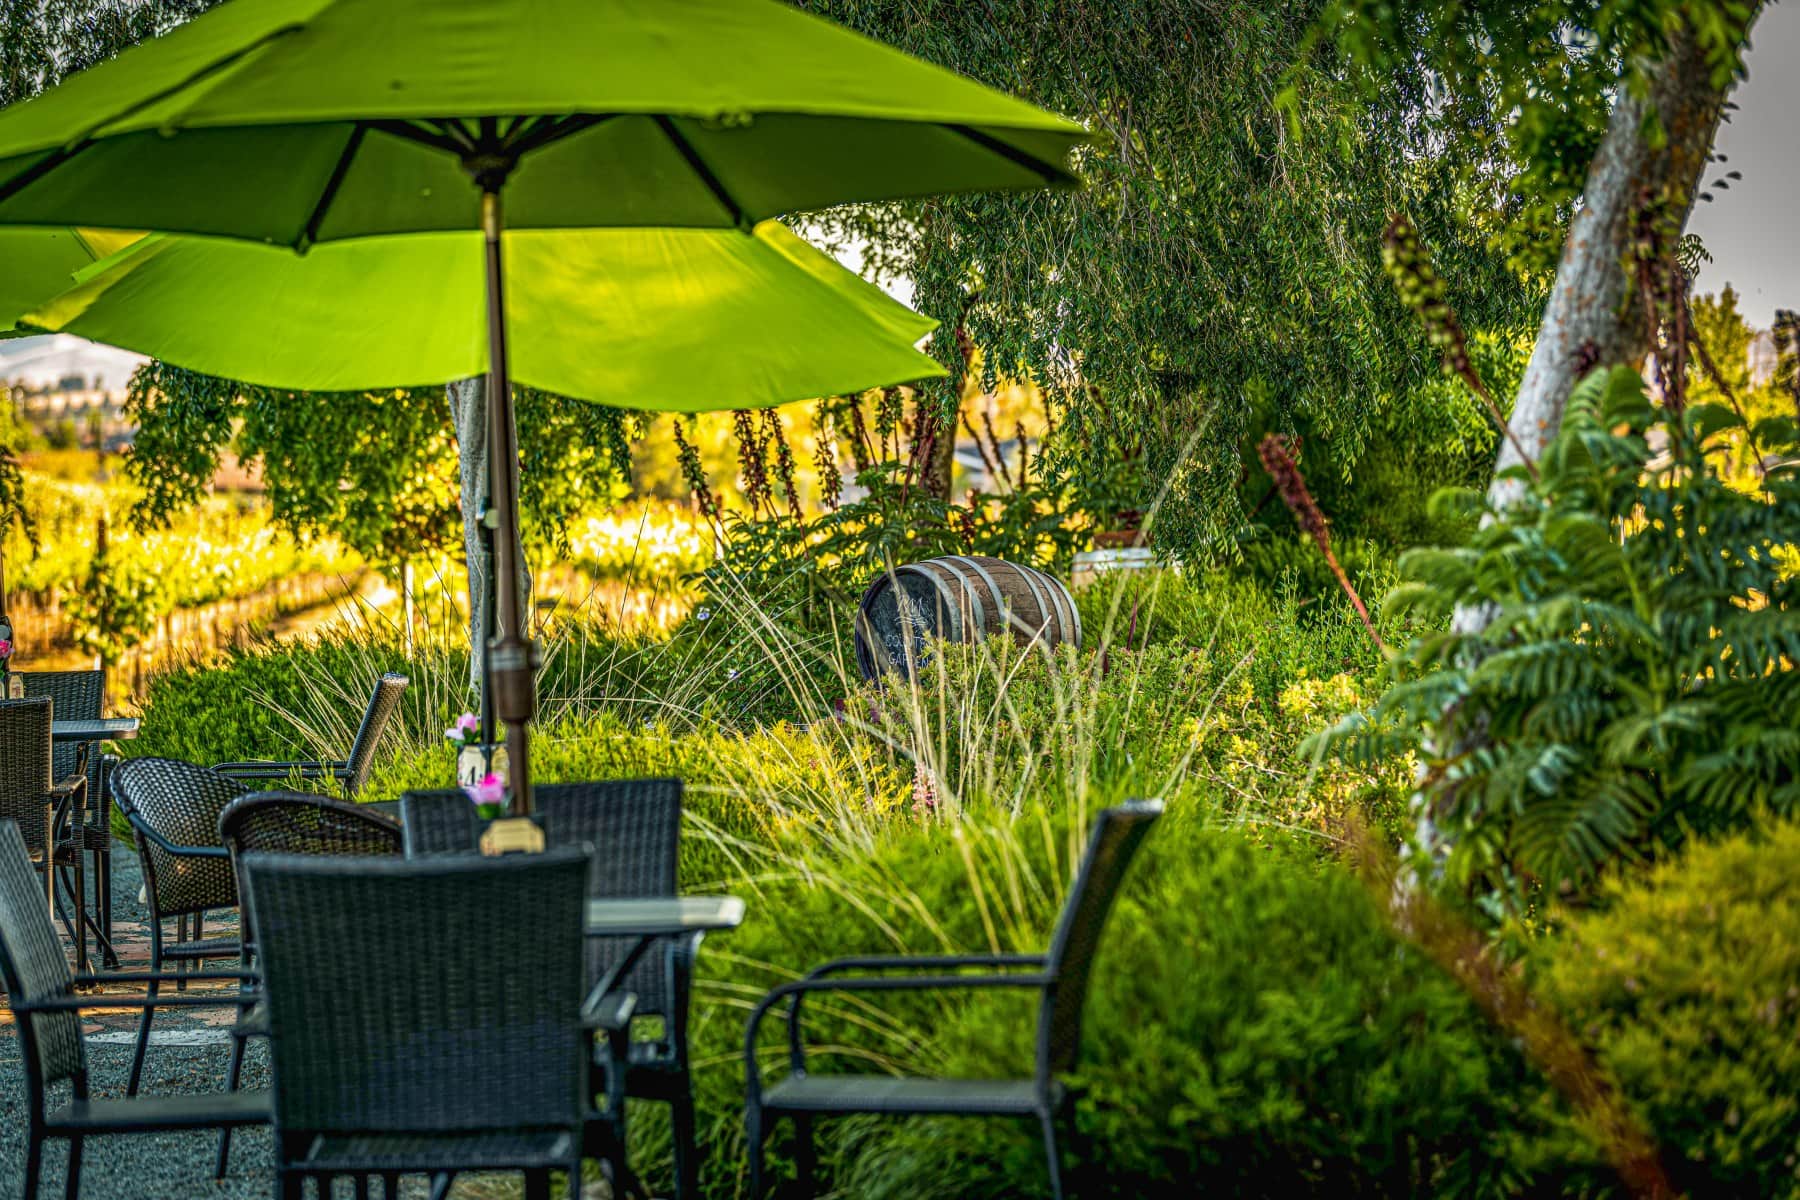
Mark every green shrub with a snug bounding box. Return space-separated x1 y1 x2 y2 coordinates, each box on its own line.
1314 366 1800 903
1528 819 1800 1199
678 814 1544 1200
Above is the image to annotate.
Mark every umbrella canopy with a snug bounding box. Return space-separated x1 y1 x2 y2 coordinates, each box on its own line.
1 228 141 335
18 221 944 405
0 0 1085 243
0 0 1086 813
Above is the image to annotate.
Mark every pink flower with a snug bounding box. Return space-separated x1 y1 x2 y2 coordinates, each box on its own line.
0 639 11 657
463 772 505 808
444 712 481 744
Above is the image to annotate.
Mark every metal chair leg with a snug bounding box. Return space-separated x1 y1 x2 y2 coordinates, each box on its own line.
794 1114 817 1195
98 846 116 968
745 1105 765 1200
72 851 88 973
670 1081 700 1200
24 1129 43 1200
1039 1112 1065 1200
64 1134 83 1200
214 947 255 1178
127 924 162 1096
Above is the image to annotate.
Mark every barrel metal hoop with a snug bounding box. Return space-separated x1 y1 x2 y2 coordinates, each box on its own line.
1039 562 1081 649
999 558 1057 648
920 559 985 640
947 555 1010 640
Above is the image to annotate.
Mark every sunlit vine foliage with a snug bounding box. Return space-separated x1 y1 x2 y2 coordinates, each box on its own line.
798 0 1541 562
124 363 639 567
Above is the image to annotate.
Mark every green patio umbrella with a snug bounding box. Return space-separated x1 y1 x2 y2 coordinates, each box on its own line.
18 222 943 405
0 0 1088 809
13 219 946 756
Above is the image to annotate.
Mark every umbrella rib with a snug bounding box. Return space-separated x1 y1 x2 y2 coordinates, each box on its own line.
946 123 1067 185
508 113 619 158
653 116 746 229
0 141 92 207
71 22 310 147
368 119 473 157
297 123 370 251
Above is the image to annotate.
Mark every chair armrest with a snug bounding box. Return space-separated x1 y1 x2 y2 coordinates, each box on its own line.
582 985 638 1032
212 760 345 781
124 812 229 859
17 987 264 1014
234 1002 269 1039
801 953 1046 982
73 970 258 987
746 970 1051 1099
49 773 87 799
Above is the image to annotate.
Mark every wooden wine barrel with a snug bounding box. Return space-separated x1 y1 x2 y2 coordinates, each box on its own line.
854 555 1081 680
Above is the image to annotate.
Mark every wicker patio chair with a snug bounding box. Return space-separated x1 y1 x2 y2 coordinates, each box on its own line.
743 799 1164 1200
212 671 407 798
394 780 695 1191
0 818 269 1200
19 670 116 966
398 787 480 856
241 846 632 1200
0 698 88 952
535 778 702 1198
108 756 250 1096
213 790 404 1177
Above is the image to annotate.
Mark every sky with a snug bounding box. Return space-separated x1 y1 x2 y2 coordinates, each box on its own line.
2 10 1794 392
1685 0 1800 327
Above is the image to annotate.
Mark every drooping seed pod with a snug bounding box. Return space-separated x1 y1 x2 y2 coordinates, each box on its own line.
813 400 842 511
733 409 771 517
761 407 803 524
671 415 718 521
1258 433 1384 654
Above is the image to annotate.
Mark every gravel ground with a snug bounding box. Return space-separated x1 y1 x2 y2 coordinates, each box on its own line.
1 847 599 1199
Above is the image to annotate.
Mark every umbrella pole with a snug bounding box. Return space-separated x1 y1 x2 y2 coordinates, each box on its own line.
481 184 537 814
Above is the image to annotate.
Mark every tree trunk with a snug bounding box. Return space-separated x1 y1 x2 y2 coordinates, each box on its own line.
447 377 529 695
1421 21 1741 868
1481 21 1730 521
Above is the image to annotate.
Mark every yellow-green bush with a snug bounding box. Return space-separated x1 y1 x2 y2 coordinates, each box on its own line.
1529 820 1800 1198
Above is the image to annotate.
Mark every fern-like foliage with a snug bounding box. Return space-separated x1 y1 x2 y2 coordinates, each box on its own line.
1310 366 1800 901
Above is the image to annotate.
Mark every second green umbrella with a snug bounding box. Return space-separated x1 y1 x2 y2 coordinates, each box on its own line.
21 221 941 407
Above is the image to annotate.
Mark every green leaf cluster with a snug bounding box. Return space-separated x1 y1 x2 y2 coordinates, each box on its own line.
1313 365 1800 901
799 0 1540 563
123 363 638 567
1310 0 1761 276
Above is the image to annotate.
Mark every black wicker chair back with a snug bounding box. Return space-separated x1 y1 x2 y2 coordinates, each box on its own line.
0 818 84 1090
537 778 682 1018
111 756 247 917
399 788 480 856
18 670 102 792
219 791 403 944
1036 800 1162 1079
343 672 408 795
244 847 591 1135
741 800 1162 1200
0 698 56 853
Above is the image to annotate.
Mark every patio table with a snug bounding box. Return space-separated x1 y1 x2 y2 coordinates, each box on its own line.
584 895 743 1200
50 717 137 971
50 716 140 744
